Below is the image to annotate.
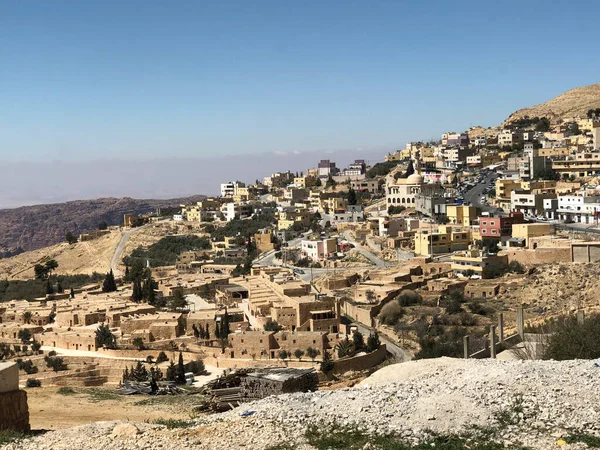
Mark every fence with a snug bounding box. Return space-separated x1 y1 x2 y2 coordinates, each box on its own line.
463 308 586 359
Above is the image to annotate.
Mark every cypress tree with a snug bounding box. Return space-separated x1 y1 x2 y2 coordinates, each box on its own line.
45 279 54 295
215 321 220 340
70 287 75 299
176 352 186 384
205 324 210 340
221 309 230 338
56 280 64 293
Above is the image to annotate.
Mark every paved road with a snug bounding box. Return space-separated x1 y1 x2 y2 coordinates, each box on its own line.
352 322 412 362
462 172 499 213
110 223 154 276
342 231 391 268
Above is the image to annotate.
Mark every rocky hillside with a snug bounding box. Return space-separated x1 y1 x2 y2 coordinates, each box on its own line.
0 196 204 254
3 358 599 449
504 83 600 125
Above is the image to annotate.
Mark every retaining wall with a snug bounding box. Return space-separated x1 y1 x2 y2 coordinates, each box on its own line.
331 344 387 374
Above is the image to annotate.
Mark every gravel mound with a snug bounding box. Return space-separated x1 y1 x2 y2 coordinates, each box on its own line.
3 358 600 449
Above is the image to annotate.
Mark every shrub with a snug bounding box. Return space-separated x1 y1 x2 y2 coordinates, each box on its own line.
26 379 41 388
184 359 206 374
21 360 38 375
48 350 57 357
44 356 67 372
156 351 169 364
57 386 76 395
264 320 283 331
319 351 334 373
379 302 404 326
397 290 421 306
544 314 600 360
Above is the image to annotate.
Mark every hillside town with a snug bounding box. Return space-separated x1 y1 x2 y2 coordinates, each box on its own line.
3 112 600 448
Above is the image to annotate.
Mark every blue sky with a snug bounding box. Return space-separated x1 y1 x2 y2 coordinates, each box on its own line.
1 0 599 162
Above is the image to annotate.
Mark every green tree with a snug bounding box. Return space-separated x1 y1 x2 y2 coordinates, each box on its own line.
98 221 108 230
293 349 304 361
306 346 319 361
352 331 365 352
544 315 600 360
156 351 169 363
65 231 77 244
168 289 188 311
320 350 334 373
166 361 177 381
70 287 75 299
176 352 186 384
264 320 282 331
102 269 118 293
131 278 143 303
45 279 54 296
56 280 64 293
18 329 32 343
366 332 381 353
334 337 354 358
22 311 32 324
325 174 336 188
278 350 289 360
95 323 117 349
132 337 145 351
347 187 358 205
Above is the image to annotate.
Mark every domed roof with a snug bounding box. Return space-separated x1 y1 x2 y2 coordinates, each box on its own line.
406 173 424 184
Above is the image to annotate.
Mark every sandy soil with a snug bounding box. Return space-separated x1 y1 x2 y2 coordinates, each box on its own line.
0 233 122 280
26 386 197 431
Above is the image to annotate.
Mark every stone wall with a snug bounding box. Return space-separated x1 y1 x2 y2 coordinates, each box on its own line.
0 390 29 432
0 362 29 432
331 344 387 374
499 248 571 265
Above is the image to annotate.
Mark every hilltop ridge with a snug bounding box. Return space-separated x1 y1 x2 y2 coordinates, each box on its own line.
504 83 600 125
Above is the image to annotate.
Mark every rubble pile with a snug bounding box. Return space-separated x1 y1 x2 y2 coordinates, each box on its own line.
3 358 600 449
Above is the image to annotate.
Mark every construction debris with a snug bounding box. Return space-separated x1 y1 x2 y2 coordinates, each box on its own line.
118 380 187 396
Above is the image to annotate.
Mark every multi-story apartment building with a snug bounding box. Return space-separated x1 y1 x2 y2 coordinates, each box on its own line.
451 248 508 279
317 160 339 178
276 209 311 230
511 223 552 248
510 189 556 216
350 178 380 193
221 181 246 198
413 225 471 256
551 194 600 224
446 205 479 226
222 203 253 222
478 212 524 244
343 159 366 176
552 152 600 178
301 238 337 262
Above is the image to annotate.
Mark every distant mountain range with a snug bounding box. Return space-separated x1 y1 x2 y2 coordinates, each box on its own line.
504 83 600 125
0 195 205 255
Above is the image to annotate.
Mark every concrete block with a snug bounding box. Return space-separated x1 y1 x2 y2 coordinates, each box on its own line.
0 362 19 394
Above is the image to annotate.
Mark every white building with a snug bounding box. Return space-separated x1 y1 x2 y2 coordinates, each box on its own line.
386 173 425 207
222 203 253 222
553 194 600 224
220 181 245 198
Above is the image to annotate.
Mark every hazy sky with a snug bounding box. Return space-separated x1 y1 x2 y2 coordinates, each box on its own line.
1 0 599 163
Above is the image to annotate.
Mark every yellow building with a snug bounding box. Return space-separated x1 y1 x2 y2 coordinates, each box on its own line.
446 205 479 226
451 248 508 279
511 223 552 248
320 197 348 214
536 147 570 158
277 210 311 230
414 226 471 256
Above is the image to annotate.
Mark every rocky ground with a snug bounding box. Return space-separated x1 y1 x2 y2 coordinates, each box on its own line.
3 357 600 449
498 263 600 322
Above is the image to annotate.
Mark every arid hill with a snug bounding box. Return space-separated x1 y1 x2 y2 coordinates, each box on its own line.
0 196 205 254
504 83 600 125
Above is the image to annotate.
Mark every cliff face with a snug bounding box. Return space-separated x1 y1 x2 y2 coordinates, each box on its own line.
0 195 205 254
504 83 600 125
